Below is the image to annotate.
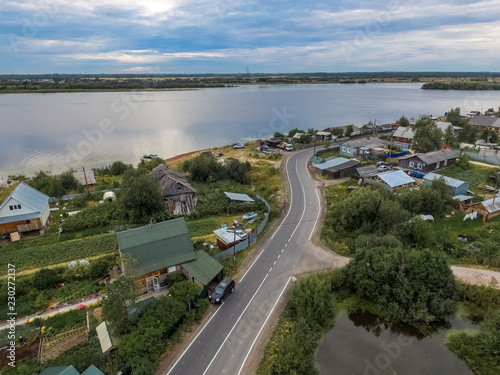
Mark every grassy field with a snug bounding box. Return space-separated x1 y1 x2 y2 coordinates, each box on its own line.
439 163 499 196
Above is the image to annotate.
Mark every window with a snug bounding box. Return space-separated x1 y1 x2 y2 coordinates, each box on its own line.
9 205 13 210
417 163 423 170
409 161 414 168
342 147 346 152
17 204 21 209
436 161 440 169
168 266 176 273
347 148 351 153
444 160 447 166
8 204 21 210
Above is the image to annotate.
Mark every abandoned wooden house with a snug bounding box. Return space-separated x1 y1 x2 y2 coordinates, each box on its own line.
151 164 197 215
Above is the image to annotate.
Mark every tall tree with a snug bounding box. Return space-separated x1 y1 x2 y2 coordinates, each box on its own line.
457 123 479 143
398 116 410 127
120 169 165 223
102 275 139 335
412 119 443 153
480 128 499 144
446 107 462 127
443 125 457 147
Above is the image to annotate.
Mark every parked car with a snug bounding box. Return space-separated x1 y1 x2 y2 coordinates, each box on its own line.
377 164 391 172
409 170 425 178
285 144 293 152
234 143 244 149
242 212 258 220
209 277 235 304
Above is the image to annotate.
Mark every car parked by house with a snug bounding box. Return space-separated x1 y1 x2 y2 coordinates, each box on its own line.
209 277 235 304
285 144 293 151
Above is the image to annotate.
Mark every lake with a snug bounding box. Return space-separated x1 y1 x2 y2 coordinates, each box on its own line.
315 310 474 375
2 83 500 178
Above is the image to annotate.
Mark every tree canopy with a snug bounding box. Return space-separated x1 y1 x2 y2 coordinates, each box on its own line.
398 116 410 127
412 119 443 153
102 275 139 335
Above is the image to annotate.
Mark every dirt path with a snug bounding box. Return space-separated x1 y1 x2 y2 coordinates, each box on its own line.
451 266 500 289
469 160 500 169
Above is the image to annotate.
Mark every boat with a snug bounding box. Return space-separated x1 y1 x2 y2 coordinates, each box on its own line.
143 154 159 159
242 212 258 220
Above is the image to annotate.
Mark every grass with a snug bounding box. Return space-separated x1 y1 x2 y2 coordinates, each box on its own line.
439 164 499 196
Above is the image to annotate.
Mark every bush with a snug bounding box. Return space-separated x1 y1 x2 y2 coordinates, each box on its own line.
33 268 61 290
43 308 87 338
62 203 124 232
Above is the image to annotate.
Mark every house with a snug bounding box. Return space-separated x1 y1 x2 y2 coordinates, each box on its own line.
0 182 50 236
213 226 249 250
471 197 500 221
366 170 417 191
151 164 197 215
352 165 378 181
392 126 415 151
314 157 361 179
315 130 332 141
224 192 255 203
423 173 469 196
40 365 104 375
265 138 283 148
468 115 500 134
398 149 458 173
73 169 96 187
339 137 385 158
116 218 223 295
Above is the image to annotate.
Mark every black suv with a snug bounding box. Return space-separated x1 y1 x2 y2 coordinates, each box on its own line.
209 277 235 304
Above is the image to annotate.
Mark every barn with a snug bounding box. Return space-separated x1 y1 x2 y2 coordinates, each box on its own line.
151 164 197 215
423 173 469 196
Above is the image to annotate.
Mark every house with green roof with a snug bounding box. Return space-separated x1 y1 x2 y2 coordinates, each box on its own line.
116 217 223 296
39 365 104 375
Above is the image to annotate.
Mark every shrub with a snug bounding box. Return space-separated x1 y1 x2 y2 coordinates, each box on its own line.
33 268 61 290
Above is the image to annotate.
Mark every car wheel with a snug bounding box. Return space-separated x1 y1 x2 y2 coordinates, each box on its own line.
220 297 224 304
230 287 234 293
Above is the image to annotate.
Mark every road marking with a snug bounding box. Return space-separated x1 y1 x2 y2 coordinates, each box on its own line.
269 267 273 272
273 261 277 265
308 154 322 240
167 303 224 375
240 245 265 283
281 249 284 253
278 254 281 258
271 155 293 239
236 277 293 375
201 274 269 375
284 243 288 247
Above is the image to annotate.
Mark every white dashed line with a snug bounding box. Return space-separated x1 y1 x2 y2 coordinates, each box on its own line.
269 268 273 272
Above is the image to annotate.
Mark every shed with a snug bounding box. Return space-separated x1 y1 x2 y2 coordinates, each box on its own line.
453 195 474 211
367 170 417 191
181 250 224 297
265 138 283 148
352 165 378 180
224 192 255 203
151 164 197 215
472 197 500 221
424 173 469 196
314 157 361 179
316 131 332 141
0 182 50 235
311 156 325 164
213 227 249 250
73 169 96 187
96 321 116 354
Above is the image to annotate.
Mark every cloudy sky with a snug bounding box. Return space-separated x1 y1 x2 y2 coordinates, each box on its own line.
1 0 499 74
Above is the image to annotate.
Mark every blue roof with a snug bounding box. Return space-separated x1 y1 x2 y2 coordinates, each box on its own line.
224 192 255 202
424 172 468 188
0 182 49 214
40 366 80 375
81 366 105 375
315 157 351 170
377 170 415 188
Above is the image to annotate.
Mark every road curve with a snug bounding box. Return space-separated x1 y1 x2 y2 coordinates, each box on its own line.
165 148 341 375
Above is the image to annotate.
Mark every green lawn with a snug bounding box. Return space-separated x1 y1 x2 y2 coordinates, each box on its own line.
439 164 499 196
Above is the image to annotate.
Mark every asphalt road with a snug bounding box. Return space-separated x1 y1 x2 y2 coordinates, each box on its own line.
166 148 330 375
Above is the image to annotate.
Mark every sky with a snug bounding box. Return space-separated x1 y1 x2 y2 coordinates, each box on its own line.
1 0 499 74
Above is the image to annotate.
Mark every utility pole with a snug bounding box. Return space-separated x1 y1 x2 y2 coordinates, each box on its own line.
82 166 90 195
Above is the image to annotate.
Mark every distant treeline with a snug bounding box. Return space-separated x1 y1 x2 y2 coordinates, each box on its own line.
422 81 500 90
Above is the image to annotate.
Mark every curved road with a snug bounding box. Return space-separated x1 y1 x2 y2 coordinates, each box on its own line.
166 148 343 375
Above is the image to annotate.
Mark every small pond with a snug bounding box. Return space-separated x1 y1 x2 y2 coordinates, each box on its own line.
316 310 475 375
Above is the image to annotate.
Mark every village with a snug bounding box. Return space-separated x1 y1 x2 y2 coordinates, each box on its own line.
1 107 500 375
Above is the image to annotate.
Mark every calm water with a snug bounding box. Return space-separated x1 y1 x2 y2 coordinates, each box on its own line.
316 310 474 375
2 83 500 178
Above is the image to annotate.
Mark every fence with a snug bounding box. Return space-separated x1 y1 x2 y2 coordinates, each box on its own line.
464 150 500 166
386 151 408 158
213 195 271 261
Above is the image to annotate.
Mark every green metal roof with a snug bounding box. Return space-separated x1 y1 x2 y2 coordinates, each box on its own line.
40 366 80 375
311 156 325 164
117 218 196 275
81 365 105 375
182 250 223 286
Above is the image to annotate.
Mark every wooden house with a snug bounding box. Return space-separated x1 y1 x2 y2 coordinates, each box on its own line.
315 157 361 179
116 218 223 296
366 170 417 192
339 137 385 158
392 126 415 151
0 182 50 236
471 197 500 221
398 149 458 173
73 169 96 187
151 164 197 215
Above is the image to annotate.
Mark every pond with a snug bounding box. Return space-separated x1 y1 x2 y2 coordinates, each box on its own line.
315 310 475 375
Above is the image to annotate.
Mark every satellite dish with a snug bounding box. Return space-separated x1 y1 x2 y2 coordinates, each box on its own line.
68 261 78 269
79 260 90 266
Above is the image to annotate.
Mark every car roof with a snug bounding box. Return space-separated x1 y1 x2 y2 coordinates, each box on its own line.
218 277 233 287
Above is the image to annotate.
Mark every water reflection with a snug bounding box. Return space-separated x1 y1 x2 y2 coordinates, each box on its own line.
316 310 475 375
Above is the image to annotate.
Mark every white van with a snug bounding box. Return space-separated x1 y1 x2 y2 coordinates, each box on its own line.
285 144 293 152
